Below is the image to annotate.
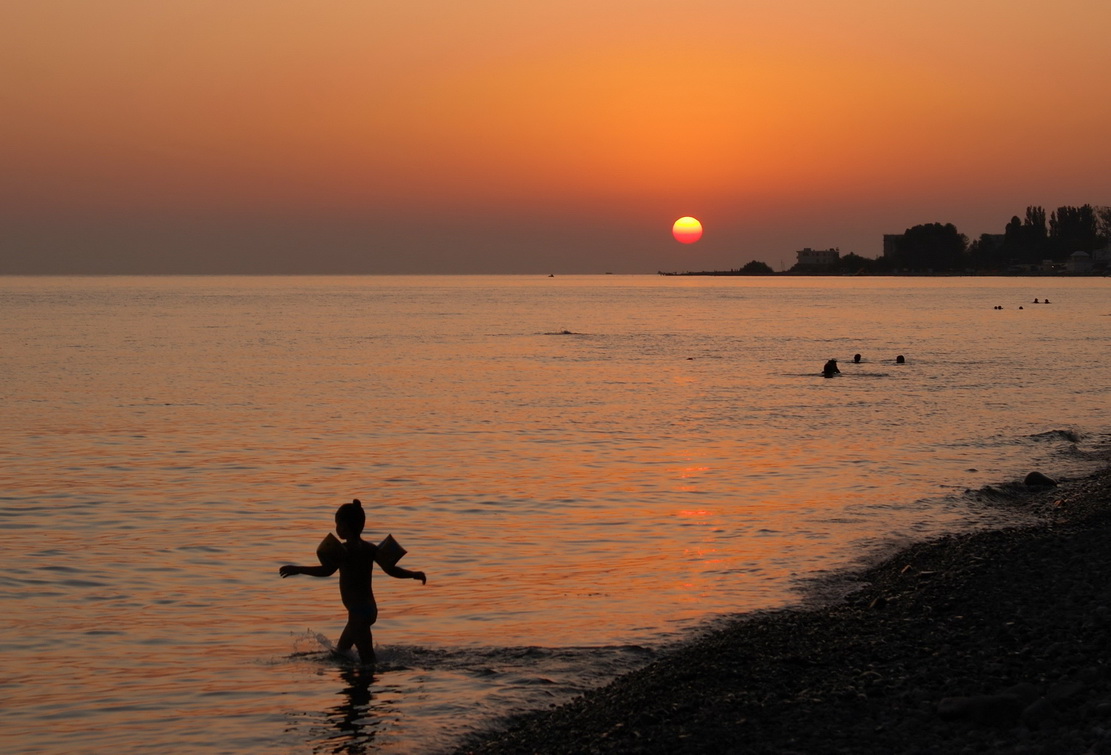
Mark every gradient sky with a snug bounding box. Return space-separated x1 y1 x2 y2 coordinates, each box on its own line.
3 0 1110 274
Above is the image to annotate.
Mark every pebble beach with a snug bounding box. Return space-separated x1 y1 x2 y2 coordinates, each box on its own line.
457 462 1111 755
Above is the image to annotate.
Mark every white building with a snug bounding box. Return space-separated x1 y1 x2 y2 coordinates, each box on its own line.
796 247 840 267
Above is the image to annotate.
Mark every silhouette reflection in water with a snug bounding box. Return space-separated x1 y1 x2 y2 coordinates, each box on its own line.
319 666 383 754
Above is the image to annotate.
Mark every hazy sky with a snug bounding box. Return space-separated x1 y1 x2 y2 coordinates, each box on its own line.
3 0 1110 274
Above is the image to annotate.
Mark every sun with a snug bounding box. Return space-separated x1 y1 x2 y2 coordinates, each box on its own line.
672 216 703 244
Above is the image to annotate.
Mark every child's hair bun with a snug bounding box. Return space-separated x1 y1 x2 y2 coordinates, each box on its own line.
335 499 366 533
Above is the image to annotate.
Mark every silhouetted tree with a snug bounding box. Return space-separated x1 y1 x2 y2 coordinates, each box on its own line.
1049 204 1100 254
1026 206 1047 234
1002 206 1049 264
831 252 879 274
887 203 1108 273
1097 206 1111 245
739 260 774 275
893 223 968 271
968 233 1006 271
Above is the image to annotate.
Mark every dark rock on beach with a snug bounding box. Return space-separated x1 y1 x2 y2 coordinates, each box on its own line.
456 465 1111 755
1024 471 1058 487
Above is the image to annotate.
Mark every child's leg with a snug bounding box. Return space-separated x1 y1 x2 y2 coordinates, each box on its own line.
337 614 376 665
353 625 375 665
337 621 357 652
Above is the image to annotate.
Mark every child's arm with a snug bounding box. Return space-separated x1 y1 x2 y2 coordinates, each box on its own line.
378 561 427 585
279 563 337 578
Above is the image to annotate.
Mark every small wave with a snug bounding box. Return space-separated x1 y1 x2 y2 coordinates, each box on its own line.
286 633 653 676
962 478 1062 516
1031 428 1083 444
370 642 654 676
966 482 1028 503
59 578 109 588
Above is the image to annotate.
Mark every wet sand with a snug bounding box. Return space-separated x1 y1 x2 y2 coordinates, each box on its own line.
457 464 1111 754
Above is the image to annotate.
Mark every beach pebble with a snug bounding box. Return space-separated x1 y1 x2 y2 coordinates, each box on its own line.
1048 680 1085 703
938 694 1024 725
1022 697 1058 729
1002 682 1041 706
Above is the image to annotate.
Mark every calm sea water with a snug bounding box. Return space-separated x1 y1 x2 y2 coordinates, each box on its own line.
2 275 1109 753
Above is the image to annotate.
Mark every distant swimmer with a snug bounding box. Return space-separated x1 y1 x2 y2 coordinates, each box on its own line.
1034 298 1040 303
1044 298 1051 303
895 355 905 364
853 353 861 364
823 359 840 378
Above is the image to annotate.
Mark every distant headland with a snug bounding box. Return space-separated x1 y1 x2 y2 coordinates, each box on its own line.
660 204 1111 277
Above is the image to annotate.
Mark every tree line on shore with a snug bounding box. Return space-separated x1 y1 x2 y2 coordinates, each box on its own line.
722 204 1111 276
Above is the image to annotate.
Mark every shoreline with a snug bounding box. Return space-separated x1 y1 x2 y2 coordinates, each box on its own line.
655 271 1109 278
456 463 1111 754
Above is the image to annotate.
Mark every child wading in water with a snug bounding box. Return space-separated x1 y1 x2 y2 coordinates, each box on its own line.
279 499 426 664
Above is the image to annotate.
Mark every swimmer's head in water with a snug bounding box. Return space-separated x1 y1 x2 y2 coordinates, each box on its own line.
335 498 366 536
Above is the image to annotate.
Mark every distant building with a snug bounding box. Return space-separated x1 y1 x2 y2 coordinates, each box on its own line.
882 234 903 258
1093 246 1111 270
1068 251 1092 273
796 247 840 267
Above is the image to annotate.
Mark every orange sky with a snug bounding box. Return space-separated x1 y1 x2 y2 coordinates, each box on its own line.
3 0 1110 273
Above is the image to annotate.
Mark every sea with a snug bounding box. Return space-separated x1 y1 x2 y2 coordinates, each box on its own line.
2 274 1109 754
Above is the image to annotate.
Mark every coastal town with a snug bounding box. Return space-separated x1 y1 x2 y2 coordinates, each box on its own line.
662 204 1111 276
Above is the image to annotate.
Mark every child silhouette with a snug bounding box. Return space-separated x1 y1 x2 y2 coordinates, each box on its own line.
280 499 426 664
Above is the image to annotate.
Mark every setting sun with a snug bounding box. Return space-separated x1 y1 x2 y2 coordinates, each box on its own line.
672 216 703 244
